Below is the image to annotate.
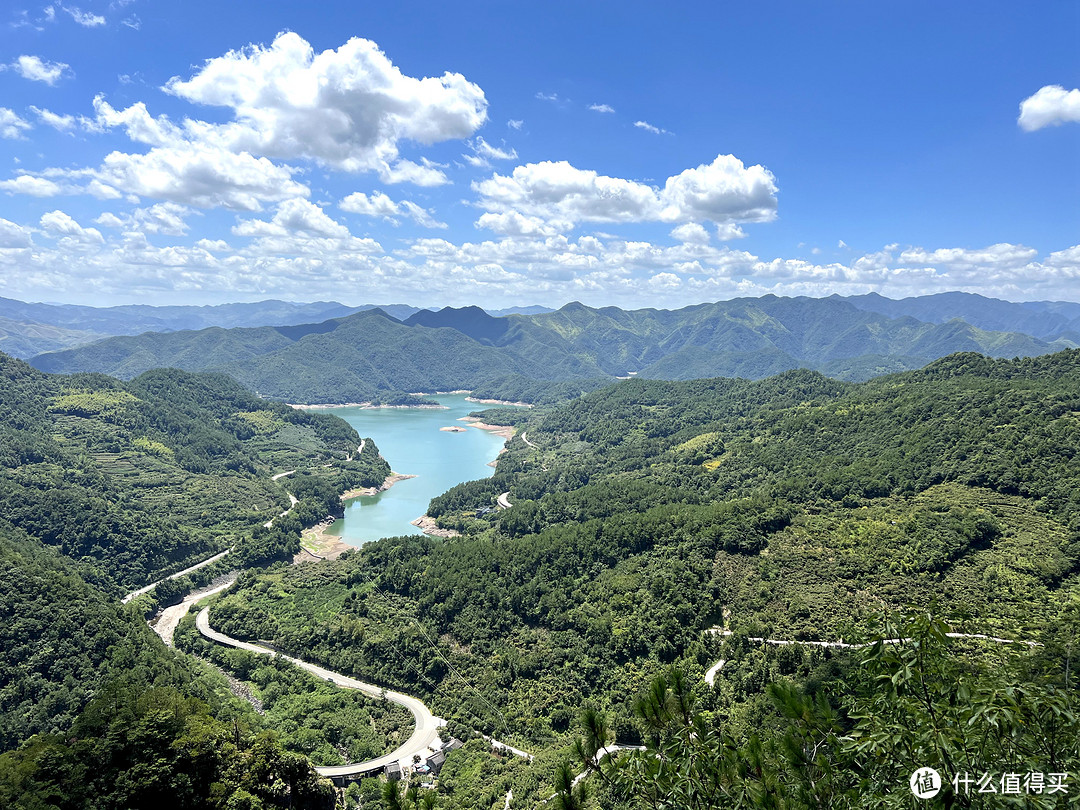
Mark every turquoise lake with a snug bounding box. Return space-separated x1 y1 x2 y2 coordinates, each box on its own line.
315 394 516 545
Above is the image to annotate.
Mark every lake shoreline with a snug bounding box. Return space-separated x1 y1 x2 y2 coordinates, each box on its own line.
339 471 416 501
290 402 447 410
410 515 462 538
465 396 534 407
461 417 516 441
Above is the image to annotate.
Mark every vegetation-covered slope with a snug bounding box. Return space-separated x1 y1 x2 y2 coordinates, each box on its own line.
0 352 388 590
0 352 410 809
187 350 1080 807
32 297 1076 405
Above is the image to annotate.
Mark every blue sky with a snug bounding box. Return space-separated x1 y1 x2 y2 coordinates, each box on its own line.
0 0 1077 308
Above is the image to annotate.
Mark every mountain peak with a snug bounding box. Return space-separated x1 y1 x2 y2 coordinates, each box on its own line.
404 305 509 344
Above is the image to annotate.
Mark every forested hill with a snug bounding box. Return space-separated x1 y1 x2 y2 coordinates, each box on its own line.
185 349 1079 806
0 352 400 807
0 352 388 591
32 295 1076 404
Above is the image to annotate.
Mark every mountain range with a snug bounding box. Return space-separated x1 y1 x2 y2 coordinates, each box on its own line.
0 297 565 360
29 294 1078 404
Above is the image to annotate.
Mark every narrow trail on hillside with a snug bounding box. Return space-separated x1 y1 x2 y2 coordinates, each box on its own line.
703 627 1040 682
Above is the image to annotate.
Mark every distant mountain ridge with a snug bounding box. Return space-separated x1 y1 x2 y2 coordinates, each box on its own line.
30 295 1078 404
0 297 560 358
841 291 1080 340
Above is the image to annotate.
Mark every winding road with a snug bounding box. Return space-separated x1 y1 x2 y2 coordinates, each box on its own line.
195 607 444 778
152 577 238 645
121 548 233 604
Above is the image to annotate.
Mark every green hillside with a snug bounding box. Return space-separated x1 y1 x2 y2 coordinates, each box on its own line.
31 297 1075 405
0 353 389 590
170 350 1080 807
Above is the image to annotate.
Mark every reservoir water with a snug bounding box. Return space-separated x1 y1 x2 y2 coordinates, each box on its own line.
317 394 514 546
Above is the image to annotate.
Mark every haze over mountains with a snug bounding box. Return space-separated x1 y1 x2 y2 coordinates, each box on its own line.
0 297 557 360
27 293 1078 404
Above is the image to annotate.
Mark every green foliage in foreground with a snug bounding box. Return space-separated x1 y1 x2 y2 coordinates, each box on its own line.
564 611 1079 809
0 684 335 810
0 521 196 750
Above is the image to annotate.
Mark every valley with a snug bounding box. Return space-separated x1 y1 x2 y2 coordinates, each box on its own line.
2 313 1079 810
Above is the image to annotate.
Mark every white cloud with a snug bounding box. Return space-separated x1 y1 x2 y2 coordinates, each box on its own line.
160 32 487 180
340 191 447 228
896 243 1038 272
535 92 560 102
399 200 448 229
61 5 106 27
378 157 450 186
634 120 671 135
40 210 104 244
649 272 681 290
589 103 615 114
660 155 778 224
715 223 746 241
507 119 524 130
340 191 402 220
94 202 194 235
476 211 563 237
474 154 778 232
195 238 231 252
234 198 350 239
13 55 69 84
671 222 710 244
462 136 518 168
39 145 310 210
0 108 32 139
0 175 63 196
0 218 33 248
1018 85 1080 131
31 106 77 131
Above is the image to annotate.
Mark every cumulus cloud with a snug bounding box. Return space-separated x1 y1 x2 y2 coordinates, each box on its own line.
589 103 615 114
40 210 104 244
42 146 310 210
340 191 447 228
94 203 194 235
507 119 524 130
671 222 710 244
473 154 778 232
1018 85 1080 131
0 218 34 248
0 108 32 139
161 31 487 180
234 198 351 239
715 223 746 241
475 211 563 237
660 155 778 224
896 243 1038 272
0 175 63 196
13 55 70 84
